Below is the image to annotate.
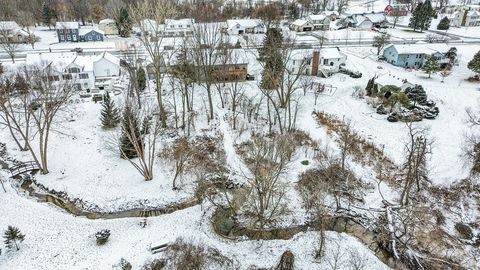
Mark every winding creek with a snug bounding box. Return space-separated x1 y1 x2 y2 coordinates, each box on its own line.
9 171 405 269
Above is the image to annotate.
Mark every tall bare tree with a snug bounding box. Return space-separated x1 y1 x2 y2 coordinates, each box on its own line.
190 22 225 122
0 22 22 63
400 122 431 206
130 0 177 128
0 65 75 174
241 135 296 232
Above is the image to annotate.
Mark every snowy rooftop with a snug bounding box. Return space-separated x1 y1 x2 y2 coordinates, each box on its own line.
364 13 387 23
291 19 310 26
226 19 263 29
99 18 115 25
320 48 346 59
25 52 119 71
0 21 19 30
307 14 328 21
165 18 195 28
385 43 451 55
78 28 105 35
375 73 414 89
55 21 80 29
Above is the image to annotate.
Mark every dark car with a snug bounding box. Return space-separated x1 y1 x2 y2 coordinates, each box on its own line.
71 47 83 53
246 74 255 81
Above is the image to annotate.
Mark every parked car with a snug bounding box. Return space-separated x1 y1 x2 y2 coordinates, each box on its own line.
246 74 255 81
71 47 83 53
339 67 362 78
92 93 103 102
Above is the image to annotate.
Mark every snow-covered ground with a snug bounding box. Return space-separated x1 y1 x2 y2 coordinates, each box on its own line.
0 180 389 270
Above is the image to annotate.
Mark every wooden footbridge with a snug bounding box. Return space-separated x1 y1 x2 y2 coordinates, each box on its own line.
10 161 40 177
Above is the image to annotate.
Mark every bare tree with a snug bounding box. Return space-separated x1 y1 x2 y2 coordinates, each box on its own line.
0 22 22 63
0 65 75 174
372 34 390 55
327 241 346 270
130 0 177 128
336 120 358 171
464 106 480 175
260 34 310 133
169 39 196 135
400 122 431 206
161 137 196 189
241 135 296 232
190 22 225 122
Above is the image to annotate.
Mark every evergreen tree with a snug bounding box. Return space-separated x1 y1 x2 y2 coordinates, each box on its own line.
136 68 146 92
445 47 457 65
468 50 480 76
3 226 25 251
119 105 142 159
405 85 428 105
365 77 374 96
422 55 440 78
260 28 284 90
115 7 133 38
437 16 450 30
409 0 434 32
100 92 120 128
42 4 56 29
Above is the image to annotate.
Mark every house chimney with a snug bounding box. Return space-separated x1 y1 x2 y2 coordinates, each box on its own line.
312 50 320 76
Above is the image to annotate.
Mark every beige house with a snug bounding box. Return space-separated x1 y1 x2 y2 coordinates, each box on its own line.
306 14 331 30
289 19 314 32
99 19 118 35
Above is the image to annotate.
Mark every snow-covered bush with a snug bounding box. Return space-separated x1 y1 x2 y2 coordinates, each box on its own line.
95 229 110 245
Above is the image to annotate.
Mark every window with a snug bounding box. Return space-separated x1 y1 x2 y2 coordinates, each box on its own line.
79 73 89 79
96 35 100 40
62 74 72 80
60 36 64 41
88 36 92 41
68 67 80 73
67 35 71 41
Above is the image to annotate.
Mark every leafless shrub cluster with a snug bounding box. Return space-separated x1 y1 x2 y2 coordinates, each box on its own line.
162 134 228 191
163 238 235 270
312 111 397 179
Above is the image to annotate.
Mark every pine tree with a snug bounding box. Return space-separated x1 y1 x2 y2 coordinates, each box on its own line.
101 92 120 128
365 77 374 96
136 68 146 92
3 226 25 251
115 7 132 38
119 105 142 159
437 16 450 30
409 0 434 32
260 28 283 90
422 55 440 78
468 50 480 76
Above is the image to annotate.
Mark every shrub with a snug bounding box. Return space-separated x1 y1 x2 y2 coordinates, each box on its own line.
119 258 132 270
95 229 110 245
301 160 309 166
141 259 166 270
455 223 473 239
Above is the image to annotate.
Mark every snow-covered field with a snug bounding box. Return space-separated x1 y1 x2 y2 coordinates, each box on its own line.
1 3 480 266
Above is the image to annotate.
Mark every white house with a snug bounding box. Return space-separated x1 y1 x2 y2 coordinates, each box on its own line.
26 51 120 91
289 19 314 32
164 18 195 37
306 14 331 30
450 10 480 27
99 19 118 35
336 14 373 29
225 19 266 35
289 48 347 77
0 21 30 43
